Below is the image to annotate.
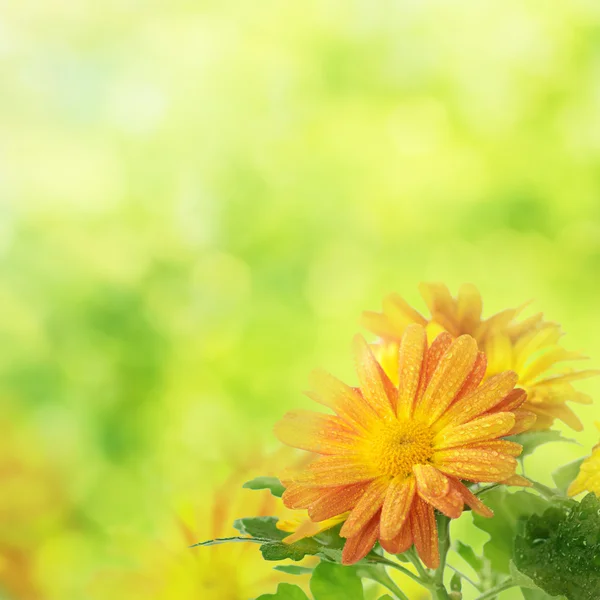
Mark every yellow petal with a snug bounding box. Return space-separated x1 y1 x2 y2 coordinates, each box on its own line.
274 410 361 455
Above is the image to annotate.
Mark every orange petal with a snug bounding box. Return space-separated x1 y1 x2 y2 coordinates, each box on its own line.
434 371 518 431
452 481 493 518
502 474 532 487
490 388 527 413
353 335 396 419
274 410 360 455
341 512 380 565
380 522 413 554
433 412 516 450
340 477 389 538
307 369 378 434
421 332 454 392
422 485 464 519
282 484 324 509
465 440 523 457
290 455 377 488
380 475 416 540
433 448 517 482
453 352 487 403
308 482 370 521
410 497 439 569
415 335 479 425
413 464 450 498
507 409 537 435
396 325 427 419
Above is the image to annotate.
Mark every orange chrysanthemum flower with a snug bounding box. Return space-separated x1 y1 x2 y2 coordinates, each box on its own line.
275 326 532 567
362 282 598 431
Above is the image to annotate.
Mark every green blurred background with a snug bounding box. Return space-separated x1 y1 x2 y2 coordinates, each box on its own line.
1 1 600 599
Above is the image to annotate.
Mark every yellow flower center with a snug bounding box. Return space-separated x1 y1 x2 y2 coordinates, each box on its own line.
367 419 434 478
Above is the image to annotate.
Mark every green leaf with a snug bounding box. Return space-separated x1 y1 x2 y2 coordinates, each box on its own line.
256 582 310 600
551 458 585 495
450 572 462 592
233 516 288 540
377 596 394 600
190 536 265 547
510 560 542 590
472 488 548 574
273 565 313 575
456 540 484 574
243 476 285 498
261 538 321 562
509 431 578 457
310 561 364 600
514 493 600 600
522 589 567 600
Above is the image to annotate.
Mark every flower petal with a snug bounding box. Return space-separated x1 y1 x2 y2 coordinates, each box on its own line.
502 474 532 487
353 335 396 419
433 412 516 450
289 455 377 488
380 475 416 540
282 484 325 509
506 409 537 435
413 464 450 498
456 283 483 331
396 325 427 419
489 388 526 413
341 512 380 565
454 351 487 402
423 332 454 388
465 440 523 457
274 410 361 455
410 497 439 569
415 335 479 425
520 347 585 384
381 293 428 333
340 477 389 538
380 522 413 554
307 369 378 433
433 371 518 431
452 481 493 518
307 482 370 521
433 448 517 482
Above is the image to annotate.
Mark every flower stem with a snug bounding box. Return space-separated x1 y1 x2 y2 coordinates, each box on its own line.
432 514 451 599
474 579 515 600
446 563 482 592
531 481 560 500
366 555 427 588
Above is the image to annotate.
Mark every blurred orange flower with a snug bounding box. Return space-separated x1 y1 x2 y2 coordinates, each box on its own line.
363 283 597 431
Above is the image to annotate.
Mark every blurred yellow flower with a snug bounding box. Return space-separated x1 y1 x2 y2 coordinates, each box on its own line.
568 422 600 497
86 451 307 600
363 282 598 431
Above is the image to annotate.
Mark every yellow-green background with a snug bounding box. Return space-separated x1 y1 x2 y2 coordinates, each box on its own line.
2 2 600 599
